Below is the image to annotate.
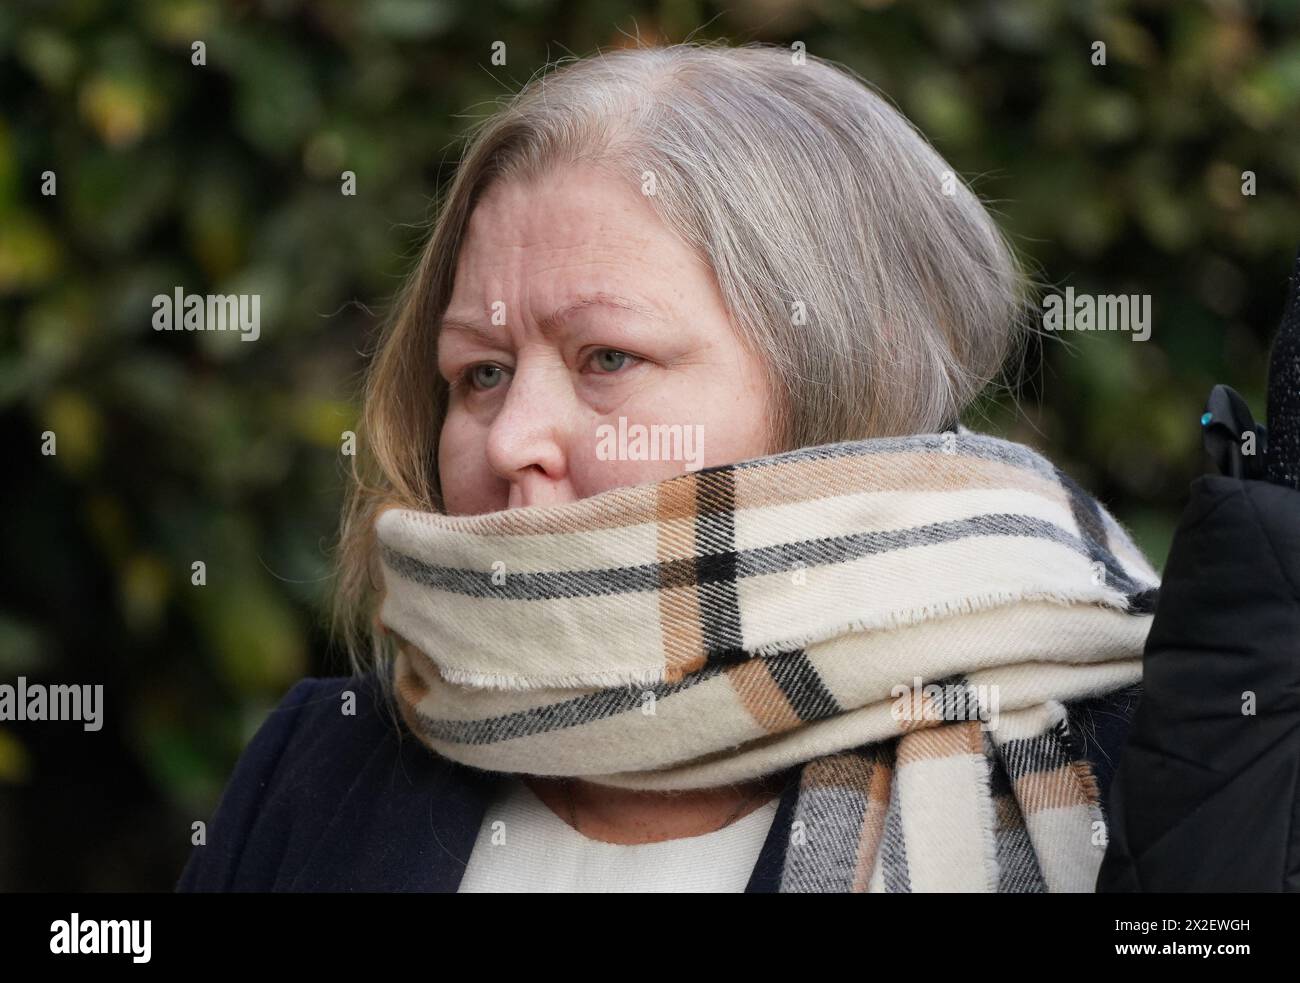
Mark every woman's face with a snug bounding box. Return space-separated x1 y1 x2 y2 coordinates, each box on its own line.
436 165 774 515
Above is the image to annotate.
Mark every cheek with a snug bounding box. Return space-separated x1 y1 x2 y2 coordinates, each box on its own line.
698 402 773 466
696 354 774 463
437 412 493 513
633 364 772 466
566 397 699 495
569 447 687 495
569 369 771 494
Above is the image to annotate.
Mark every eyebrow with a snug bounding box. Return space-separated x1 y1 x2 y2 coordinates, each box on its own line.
438 293 663 343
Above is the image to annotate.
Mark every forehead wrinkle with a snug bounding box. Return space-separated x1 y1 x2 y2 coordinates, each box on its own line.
436 319 501 348
439 291 666 344
535 292 665 338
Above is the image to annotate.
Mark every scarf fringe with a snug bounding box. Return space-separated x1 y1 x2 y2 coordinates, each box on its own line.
435 664 669 692
972 735 1002 892
745 587 1130 661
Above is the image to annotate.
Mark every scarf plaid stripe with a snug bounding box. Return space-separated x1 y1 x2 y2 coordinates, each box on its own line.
376 431 1159 891
780 689 1112 891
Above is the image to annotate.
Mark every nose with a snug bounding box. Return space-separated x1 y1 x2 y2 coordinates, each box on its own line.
483 360 573 508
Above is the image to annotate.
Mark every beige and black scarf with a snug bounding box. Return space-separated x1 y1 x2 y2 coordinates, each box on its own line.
375 431 1159 891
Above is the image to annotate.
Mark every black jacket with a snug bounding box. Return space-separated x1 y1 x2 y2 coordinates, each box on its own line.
1099 245 1300 892
1097 473 1300 891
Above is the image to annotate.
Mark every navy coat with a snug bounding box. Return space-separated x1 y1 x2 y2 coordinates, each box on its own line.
175 672 1141 892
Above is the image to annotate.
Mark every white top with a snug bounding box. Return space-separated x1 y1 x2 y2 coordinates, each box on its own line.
457 777 780 893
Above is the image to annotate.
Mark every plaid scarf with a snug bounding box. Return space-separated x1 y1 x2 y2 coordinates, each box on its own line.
375 431 1159 891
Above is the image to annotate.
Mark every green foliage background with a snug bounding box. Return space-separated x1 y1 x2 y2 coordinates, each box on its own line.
1 0 1297 889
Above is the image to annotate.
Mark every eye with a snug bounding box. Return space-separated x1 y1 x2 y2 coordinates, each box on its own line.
588 348 638 373
461 363 506 391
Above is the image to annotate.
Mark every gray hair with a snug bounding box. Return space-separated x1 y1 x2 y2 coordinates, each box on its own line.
333 40 1037 685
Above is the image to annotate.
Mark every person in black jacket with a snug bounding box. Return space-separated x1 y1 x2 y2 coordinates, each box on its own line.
1098 249 1300 892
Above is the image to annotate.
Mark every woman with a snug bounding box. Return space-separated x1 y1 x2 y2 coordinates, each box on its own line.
176 41 1157 893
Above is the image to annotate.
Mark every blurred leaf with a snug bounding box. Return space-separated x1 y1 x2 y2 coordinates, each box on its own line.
16 27 78 91
196 578 306 693
0 212 61 293
77 73 161 148
0 613 49 676
120 552 171 637
290 395 357 448
219 32 323 157
39 389 101 477
1083 89 1140 142
0 728 32 785
907 71 978 145
360 0 455 38
66 148 177 254
142 0 220 44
